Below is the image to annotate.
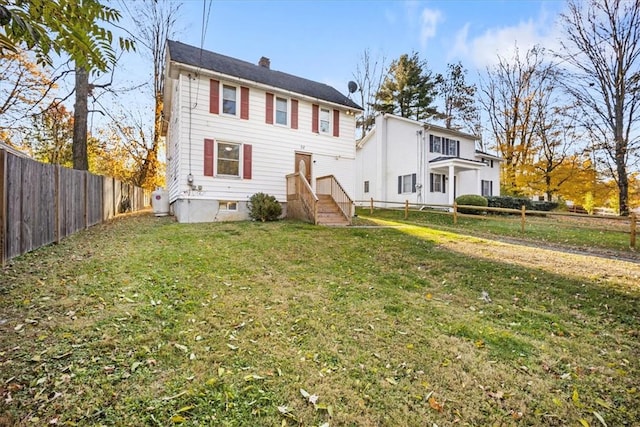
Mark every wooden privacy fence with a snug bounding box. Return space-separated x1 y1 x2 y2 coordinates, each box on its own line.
0 149 151 265
358 198 637 249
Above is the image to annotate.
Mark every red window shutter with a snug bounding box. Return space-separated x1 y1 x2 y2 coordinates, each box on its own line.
333 109 340 137
265 93 274 124
240 86 249 120
243 144 252 179
291 99 299 129
312 104 319 133
204 138 214 176
209 80 219 114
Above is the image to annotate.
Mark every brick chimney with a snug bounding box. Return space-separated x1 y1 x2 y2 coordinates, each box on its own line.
258 56 270 69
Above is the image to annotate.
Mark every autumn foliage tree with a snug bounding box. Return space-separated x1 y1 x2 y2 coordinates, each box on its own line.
0 50 55 142
26 102 74 166
480 47 558 195
558 0 640 216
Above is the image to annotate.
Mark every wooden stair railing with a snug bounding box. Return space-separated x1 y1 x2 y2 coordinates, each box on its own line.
285 172 318 224
316 175 353 224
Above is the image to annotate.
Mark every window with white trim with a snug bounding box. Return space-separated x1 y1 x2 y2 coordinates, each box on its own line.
220 201 238 211
398 174 416 193
430 173 445 193
430 135 441 153
275 97 287 125
481 180 493 197
319 108 331 133
364 180 370 193
217 142 240 176
222 85 237 115
446 139 457 156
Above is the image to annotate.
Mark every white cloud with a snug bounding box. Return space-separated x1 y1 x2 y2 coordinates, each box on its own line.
420 8 443 48
450 15 562 69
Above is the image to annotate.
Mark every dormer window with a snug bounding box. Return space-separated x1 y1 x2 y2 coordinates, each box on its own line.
222 85 237 115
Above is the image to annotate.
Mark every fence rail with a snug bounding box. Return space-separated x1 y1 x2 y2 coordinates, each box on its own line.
356 198 637 249
1 149 151 265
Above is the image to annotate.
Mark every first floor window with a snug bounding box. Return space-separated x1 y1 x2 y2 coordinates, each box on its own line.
222 85 237 115
430 173 445 193
398 174 416 194
320 108 331 133
481 180 493 197
218 142 240 176
364 180 370 193
276 97 287 125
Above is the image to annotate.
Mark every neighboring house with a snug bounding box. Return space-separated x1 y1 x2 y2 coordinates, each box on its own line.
355 113 501 206
163 40 362 223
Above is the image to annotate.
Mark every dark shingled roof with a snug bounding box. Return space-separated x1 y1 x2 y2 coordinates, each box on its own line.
167 40 362 110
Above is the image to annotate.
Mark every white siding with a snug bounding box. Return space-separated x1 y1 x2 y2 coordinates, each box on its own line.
356 114 501 207
165 69 358 221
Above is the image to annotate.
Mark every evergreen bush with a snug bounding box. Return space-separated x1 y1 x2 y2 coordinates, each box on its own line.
455 194 488 214
248 193 282 222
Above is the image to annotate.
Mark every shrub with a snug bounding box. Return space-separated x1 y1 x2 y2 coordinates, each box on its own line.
455 194 488 214
531 201 559 212
486 196 533 211
248 193 282 222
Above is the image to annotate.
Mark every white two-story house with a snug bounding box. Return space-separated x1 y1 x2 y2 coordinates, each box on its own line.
163 40 362 223
355 113 501 206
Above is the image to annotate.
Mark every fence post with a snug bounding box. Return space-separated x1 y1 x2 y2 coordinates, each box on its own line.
631 213 637 249
405 200 409 219
54 165 60 243
0 149 5 266
453 202 458 225
84 171 89 229
521 205 526 233
370 197 373 214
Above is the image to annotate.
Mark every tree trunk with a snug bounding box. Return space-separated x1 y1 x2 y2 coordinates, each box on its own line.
72 66 89 170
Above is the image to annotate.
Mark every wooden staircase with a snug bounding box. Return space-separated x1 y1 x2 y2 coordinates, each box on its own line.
316 194 350 226
285 173 353 226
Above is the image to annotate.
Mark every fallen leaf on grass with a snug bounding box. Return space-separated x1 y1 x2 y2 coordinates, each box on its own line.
385 377 398 385
429 396 443 412
593 411 607 427
174 343 188 353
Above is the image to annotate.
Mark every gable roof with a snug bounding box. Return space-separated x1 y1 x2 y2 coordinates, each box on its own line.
167 40 362 110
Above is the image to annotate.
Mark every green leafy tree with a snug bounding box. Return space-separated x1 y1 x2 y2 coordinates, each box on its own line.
374 52 440 121
0 0 133 72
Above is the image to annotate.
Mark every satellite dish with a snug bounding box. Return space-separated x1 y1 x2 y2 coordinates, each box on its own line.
348 81 358 93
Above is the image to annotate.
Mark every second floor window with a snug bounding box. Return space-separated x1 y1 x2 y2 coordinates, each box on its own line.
222 85 236 115
276 97 287 125
320 108 331 133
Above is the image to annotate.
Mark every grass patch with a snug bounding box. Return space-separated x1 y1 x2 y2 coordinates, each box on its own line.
358 207 636 253
1 212 638 426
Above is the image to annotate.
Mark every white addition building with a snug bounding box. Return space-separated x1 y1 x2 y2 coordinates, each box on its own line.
163 40 362 223
355 113 501 206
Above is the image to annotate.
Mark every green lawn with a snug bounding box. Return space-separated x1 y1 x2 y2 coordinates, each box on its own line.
0 213 638 426
357 207 636 254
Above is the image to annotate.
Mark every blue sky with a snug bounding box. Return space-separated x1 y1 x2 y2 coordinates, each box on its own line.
88 0 568 137
168 0 567 95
